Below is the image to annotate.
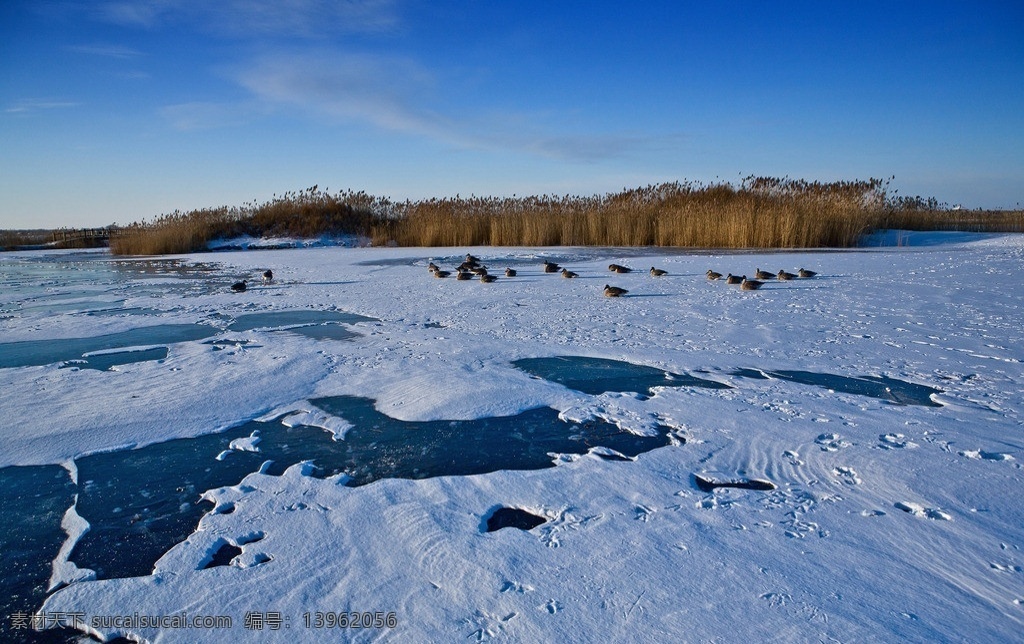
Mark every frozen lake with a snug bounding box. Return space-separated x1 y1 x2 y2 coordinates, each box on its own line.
1 236 1022 641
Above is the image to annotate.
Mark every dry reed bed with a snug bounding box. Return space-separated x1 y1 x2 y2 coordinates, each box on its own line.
108 179 1023 255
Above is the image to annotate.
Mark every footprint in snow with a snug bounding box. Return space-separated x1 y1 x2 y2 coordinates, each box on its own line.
815 433 851 452
832 466 862 485
500 580 535 594
760 592 792 608
537 510 603 548
895 501 951 520
879 433 918 450
989 562 1023 574
959 449 1015 461
783 517 828 539
461 610 517 641
634 504 656 522
539 599 563 615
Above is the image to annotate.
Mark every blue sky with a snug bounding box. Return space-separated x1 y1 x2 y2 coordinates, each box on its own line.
2 1 1022 229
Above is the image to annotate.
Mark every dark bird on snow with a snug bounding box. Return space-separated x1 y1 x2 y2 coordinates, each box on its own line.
456 270 473 280
465 253 480 264
725 273 742 284
777 270 797 281
706 270 723 280
609 263 632 273
262 269 273 284
504 268 517 277
754 268 774 280
480 274 497 283
230 280 247 292
433 270 451 278
471 266 488 276
428 262 439 272
561 268 579 279
543 260 561 273
798 268 818 278
741 277 764 290
650 267 667 276
604 284 628 297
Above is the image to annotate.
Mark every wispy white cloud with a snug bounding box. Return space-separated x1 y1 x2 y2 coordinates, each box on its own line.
95 0 176 28
234 50 462 140
86 1 659 161
519 133 678 162
66 44 145 59
5 100 81 114
233 50 665 162
159 101 257 131
96 0 398 36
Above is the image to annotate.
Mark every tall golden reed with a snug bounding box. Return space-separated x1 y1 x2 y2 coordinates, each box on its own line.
108 178 1023 255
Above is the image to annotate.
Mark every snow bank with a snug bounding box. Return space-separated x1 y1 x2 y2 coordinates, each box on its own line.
1 233 1022 640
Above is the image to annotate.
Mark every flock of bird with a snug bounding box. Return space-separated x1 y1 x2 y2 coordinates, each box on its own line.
226 256 819 296
705 266 818 291
423 254 818 297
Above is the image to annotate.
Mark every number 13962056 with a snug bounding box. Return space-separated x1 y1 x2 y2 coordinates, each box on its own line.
303 611 397 629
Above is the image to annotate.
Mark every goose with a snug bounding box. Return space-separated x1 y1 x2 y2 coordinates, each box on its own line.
798 268 818 278
561 268 579 279
543 261 561 273
725 273 742 284
471 266 489 276
504 268 517 277
465 253 480 264
262 269 273 284
650 267 667 276
777 270 797 281
480 274 497 283
433 270 451 278
608 263 632 273
230 280 247 292
706 270 723 280
428 262 439 272
456 270 473 280
740 277 764 290
604 284 628 297
754 268 773 280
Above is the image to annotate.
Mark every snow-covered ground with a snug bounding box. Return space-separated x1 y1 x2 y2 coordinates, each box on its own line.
2 232 1023 641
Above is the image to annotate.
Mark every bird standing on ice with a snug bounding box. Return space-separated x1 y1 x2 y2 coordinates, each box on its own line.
262 269 273 284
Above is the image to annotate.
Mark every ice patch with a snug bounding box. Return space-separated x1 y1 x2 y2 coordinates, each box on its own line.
48 498 96 591
484 507 547 533
228 430 261 452
280 406 353 441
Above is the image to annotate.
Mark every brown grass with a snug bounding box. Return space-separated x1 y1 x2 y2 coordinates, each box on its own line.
0 229 52 250
107 178 1024 255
